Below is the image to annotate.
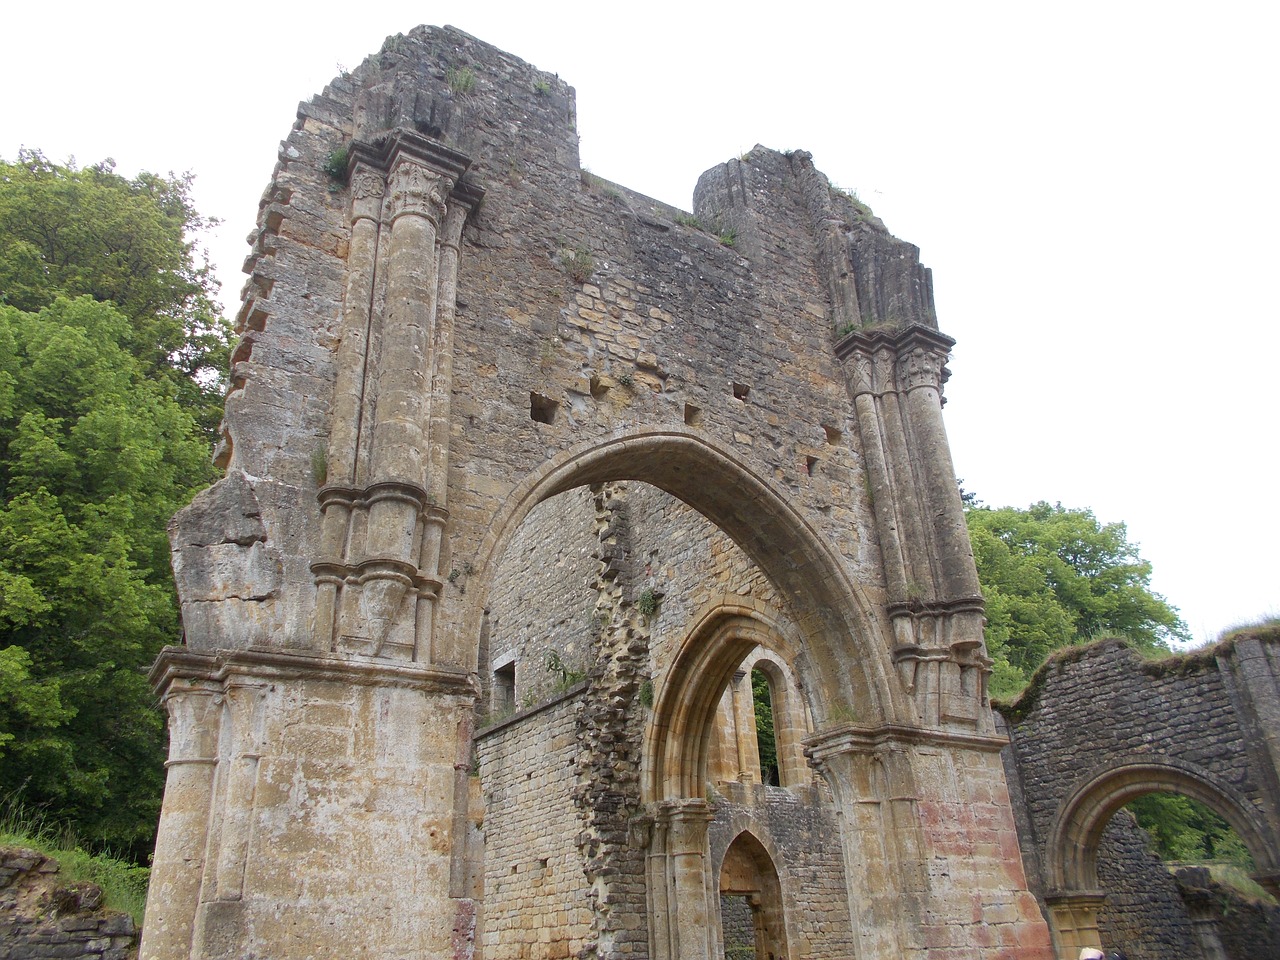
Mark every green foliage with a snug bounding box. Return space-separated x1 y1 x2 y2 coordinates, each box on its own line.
0 151 226 860
674 213 703 230
322 147 349 182
636 587 658 618
716 228 737 247
0 794 149 924
968 500 1188 698
534 79 551 95
1128 793 1254 868
0 151 231 439
559 246 594 284
447 66 476 94
544 651 585 692
750 668 778 785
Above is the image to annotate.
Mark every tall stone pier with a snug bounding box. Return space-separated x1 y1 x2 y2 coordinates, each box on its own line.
145 25 1054 960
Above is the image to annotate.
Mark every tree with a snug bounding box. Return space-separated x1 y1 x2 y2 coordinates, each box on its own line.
0 153 227 859
0 150 231 437
966 500 1188 698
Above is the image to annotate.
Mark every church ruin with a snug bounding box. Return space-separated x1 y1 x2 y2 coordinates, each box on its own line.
140 26 1279 960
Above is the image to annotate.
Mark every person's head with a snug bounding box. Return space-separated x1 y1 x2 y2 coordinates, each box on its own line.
1079 950 1105 960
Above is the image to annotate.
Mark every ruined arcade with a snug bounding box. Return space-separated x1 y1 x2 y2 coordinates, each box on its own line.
143 26 1056 960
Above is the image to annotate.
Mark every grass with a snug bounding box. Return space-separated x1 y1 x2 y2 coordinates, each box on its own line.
447 66 476 95
559 246 595 283
0 796 149 925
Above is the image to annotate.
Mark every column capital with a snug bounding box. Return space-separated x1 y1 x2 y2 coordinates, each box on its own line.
835 323 955 397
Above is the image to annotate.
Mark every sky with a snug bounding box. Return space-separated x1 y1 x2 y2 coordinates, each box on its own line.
4 2 1276 644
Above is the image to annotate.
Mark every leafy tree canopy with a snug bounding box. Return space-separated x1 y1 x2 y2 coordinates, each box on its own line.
0 150 231 437
0 151 226 859
966 499 1188 698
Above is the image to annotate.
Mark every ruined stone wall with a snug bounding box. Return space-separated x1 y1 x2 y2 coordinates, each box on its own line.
486 487 600 706
1094 812 1199 959
709 783 859 960
1176 867 1280 960
999 634 1280 957
151 24 1056 960
475 692 593 960
0 847 139 960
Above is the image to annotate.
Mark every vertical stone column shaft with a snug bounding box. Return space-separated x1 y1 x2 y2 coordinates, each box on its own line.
139 685 221 960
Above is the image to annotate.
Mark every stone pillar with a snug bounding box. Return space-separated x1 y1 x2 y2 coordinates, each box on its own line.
648 800 716 960
139 681 221 960
309 131 481 662
148 645 478 960
1044 893 1106 960
808 724 1056 960
837 324 992 731
313 161 386 651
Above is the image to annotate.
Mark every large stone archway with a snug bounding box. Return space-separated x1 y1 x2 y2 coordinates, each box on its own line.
143 25 1052 960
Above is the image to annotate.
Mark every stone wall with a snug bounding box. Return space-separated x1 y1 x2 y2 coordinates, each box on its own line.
0 847 138 960
149 23 1055 960
998 632 1280 958
709 783 859 960
476 691 593 960
1094 812 1199 959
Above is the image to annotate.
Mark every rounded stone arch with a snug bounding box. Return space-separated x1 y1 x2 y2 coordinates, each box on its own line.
741 649 810 789
1046 755 1280 892
643 603 798 803
464 427 909 727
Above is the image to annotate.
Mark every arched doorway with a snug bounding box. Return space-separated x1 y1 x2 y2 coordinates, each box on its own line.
1044 759 1280 958
719 831 789 960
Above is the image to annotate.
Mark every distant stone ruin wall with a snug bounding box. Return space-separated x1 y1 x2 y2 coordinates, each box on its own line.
476 693 593 960
487 487 600 705
999 633 1280 957
486 481 784 712
1094 812 1199 959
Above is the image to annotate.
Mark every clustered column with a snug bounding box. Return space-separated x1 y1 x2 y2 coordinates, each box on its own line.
311 131 482 661
837 325 991 729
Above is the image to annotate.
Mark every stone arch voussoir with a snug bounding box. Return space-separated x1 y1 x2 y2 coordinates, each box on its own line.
466 428 908 729
1046 754 1280 893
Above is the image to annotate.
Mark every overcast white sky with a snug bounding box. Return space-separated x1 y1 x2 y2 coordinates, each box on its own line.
4 2 1276 644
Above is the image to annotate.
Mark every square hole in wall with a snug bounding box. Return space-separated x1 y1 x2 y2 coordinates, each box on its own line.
530 392 558 424
732 382 750 402
684 403 703 427
823 424 841 445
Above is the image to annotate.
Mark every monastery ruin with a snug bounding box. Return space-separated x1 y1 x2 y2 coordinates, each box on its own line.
140 26 1280 960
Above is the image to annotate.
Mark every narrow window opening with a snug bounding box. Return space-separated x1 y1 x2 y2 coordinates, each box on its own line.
751 667 779 786
805 455 818 477
589 375 610 400
684 403 703 427
732 382 750 402
494 661 515 714
530 392 558 424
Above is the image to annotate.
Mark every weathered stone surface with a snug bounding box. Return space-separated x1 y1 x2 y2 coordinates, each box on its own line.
144 23 1062 960
0 847 139 960
1000 633 1280 958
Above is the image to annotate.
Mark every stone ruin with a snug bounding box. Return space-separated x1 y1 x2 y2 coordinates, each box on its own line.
140 25 1280 960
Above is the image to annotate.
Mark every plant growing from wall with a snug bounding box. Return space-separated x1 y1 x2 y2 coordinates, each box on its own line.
322 147 349 182
447 66 476 94
559 247 594 284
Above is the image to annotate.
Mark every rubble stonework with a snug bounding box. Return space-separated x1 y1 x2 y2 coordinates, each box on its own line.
145 23 1065 960
999 633 1280 959
0 847 138 960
